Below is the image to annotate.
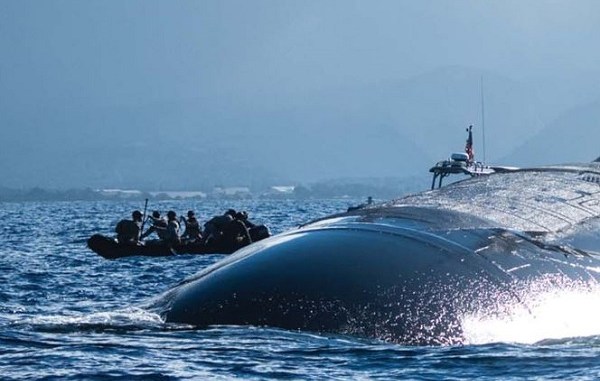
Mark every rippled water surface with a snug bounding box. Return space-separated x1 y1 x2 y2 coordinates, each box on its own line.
1 199 599 380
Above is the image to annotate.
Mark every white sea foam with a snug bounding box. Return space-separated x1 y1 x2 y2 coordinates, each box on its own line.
462 281 600 345
17 307 164 327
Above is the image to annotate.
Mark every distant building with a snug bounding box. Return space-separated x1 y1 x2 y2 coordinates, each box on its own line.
211 186 252 199
97 189 145 199
149 191 207 200
260 185 296 199
98 189 206 200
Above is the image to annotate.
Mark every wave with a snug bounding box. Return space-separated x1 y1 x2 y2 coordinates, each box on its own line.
5 307 167 334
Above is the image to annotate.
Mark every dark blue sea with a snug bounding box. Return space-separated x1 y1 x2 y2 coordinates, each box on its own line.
1 199 600 380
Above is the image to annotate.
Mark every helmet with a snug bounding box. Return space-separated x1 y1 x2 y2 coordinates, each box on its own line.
167 210 176 219
187 210 195 217
152 211 160 218
132 210 142 219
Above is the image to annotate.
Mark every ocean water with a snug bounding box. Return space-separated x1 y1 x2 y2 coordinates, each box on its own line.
1 199 600 380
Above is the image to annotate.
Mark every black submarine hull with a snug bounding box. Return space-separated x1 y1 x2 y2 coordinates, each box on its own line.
151 164 600 344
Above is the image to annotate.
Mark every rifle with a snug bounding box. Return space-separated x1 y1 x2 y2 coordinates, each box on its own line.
139 198 149 240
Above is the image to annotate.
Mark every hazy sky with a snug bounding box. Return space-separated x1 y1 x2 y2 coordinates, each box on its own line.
1 1 599 188
2 1 599 107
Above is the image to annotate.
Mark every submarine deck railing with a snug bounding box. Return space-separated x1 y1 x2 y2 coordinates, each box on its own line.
429 160 494 189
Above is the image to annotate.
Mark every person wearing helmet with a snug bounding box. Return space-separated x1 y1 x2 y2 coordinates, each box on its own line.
235 210 256 229
140 210 168 241
164 210 181 245
180 210 202 243
203 210 235 244
221 215 252 248
115 210 143 244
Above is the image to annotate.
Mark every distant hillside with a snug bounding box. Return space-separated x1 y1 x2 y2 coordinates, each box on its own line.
0 98 426 189
0 66 563 189
502 101 600 166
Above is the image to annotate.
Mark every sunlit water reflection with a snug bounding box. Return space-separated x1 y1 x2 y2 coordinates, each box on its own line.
1 199 599 380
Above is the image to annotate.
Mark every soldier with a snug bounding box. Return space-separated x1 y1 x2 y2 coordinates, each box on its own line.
140 211 168 240
115 210 143 244
181 210 203 243
165 210 181 245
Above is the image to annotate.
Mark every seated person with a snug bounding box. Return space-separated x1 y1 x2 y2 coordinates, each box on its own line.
164 210 181 245
235 211 256 229
203 211 235 244
115 210 143 244
180 210 203 243
222 217 252 247
140 211 168 240
204 209 251 247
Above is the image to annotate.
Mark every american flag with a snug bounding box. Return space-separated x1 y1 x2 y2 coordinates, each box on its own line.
465 125 474 162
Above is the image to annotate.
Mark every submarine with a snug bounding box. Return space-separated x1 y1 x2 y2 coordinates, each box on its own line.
149 161 600 345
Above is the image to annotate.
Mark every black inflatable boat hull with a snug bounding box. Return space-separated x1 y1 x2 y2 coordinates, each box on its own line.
87 225 270 259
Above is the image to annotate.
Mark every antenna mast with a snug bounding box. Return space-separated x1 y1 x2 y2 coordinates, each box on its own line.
480 76 487 163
